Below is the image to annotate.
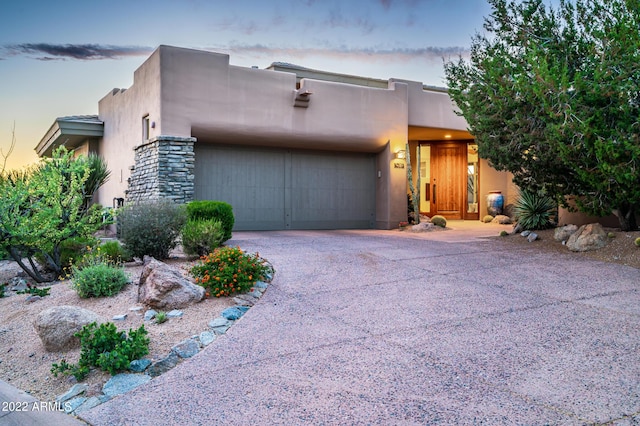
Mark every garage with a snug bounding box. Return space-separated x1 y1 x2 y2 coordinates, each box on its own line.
194 144 376 230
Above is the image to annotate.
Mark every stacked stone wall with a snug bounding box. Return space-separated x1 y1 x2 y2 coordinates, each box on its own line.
126 135 195 204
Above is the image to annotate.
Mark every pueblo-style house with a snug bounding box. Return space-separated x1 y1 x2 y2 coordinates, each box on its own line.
36 45 519 230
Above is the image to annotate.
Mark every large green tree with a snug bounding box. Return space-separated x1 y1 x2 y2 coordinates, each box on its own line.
445 0 640 230
0 148 108 282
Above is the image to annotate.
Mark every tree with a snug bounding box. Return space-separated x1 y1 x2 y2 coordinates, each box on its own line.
445 0 640 230
0 147 107 282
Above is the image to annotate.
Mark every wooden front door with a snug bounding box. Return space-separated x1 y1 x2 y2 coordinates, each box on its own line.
431 143 466 219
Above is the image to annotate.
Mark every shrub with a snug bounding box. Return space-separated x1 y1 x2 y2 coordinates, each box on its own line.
514 190 556 230
635 237 640 247
182 219 225 257
0 283 6 298
35 235 99 273
155 311 168 324
16 285 51 297
0 247 8 261
0 147 106 283
190 246 274 298
51 322 149 381
99 240 133 263
431 215 447 228
500 230 509 237
483 215 494 223
186 201 234 242
72 253 128 298
118 200 187 259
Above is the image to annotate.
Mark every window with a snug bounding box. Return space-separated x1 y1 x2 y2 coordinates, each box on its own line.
142 115 150 141
467 143 479 213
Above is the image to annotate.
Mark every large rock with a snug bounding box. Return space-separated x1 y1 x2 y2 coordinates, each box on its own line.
566 223 607 252
554 224 579 242
34 306 104 352
491 215 512 224
138 256 205 309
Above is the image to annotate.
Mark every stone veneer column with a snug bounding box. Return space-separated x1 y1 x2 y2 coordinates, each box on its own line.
126 135 196 204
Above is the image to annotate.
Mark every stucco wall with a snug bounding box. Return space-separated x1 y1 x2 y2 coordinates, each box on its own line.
396 79 469 130
478 159 516 219
96 49 163 207
155 45 409 154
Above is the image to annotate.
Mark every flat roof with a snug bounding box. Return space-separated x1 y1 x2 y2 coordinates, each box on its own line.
35 115 103 157
267 62 448 93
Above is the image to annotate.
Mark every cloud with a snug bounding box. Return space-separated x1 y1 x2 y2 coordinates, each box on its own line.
3 43 153 60
222 43 469 63
325 10 376 34
379 0 427 9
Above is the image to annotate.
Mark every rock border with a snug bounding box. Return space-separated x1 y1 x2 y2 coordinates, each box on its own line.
58 278 271 417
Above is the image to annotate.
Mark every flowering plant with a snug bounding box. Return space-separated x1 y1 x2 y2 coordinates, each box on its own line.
190 246 273 297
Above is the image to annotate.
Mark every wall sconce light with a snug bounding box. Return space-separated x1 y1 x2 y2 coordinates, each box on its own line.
395 149 406 160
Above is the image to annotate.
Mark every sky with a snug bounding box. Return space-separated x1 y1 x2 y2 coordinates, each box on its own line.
0 0 492 170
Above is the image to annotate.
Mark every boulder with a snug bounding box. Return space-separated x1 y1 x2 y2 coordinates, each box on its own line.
138 256 205 309
410 222 436 232
491 215 512 224
8 277 28 292
34 306 104 352
554 224 579 242
566 223 607 252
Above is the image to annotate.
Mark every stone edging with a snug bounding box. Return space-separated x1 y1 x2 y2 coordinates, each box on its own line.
57 279 271 417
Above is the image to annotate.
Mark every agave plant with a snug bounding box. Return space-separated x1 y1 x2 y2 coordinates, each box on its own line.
514 190 556 230
80 154 111 211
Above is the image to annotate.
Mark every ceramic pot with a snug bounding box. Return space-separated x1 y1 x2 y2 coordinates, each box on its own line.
487 191 504 216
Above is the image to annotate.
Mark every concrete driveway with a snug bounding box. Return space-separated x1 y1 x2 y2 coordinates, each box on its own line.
78 225 640 425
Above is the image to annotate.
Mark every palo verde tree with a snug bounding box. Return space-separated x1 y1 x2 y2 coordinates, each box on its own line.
0 147 108 282
445 0 640 230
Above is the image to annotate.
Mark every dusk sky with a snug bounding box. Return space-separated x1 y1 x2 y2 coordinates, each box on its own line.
1 0 492 169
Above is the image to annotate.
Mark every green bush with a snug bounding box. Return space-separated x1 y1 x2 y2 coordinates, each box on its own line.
118 200 187 259
0 147 106 283
155 311 168 324
431 215 447 228
99 240 133 263
51 322 149 381
72 254 128 298
635 237 640 247
483 215 494 223
500 230 509 237
514 190 556 230
191 246 274 298
36 236 99 272
186 201 234 243
182 219 225 257
16 285 51 297
0 247 8 261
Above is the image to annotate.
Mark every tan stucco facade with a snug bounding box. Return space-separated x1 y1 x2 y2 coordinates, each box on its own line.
40 45 514 229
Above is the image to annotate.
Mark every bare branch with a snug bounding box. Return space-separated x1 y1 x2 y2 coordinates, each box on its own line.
1 122 16 174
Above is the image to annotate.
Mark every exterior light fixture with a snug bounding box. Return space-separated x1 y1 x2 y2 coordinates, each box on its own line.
395 149 406 160
444 134 452 139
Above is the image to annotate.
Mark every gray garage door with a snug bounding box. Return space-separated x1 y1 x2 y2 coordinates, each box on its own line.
194 144 375 230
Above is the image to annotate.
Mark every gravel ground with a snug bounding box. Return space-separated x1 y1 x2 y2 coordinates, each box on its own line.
0 256 234 402
1 226 638 403
493 227 640 270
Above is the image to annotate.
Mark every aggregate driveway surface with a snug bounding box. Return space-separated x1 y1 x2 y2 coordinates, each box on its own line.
79 226 640 425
